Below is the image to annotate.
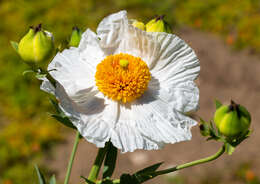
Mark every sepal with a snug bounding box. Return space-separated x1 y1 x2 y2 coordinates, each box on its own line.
10 41 19 53
35 165 46 184
49 175 56 184
49 98 77 130
215 99 222 109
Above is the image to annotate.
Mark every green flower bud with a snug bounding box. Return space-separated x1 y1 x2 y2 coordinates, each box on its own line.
146 15 172 33
131 19 145 31
68 26 82 47
18 24 54 65
214 100 251 138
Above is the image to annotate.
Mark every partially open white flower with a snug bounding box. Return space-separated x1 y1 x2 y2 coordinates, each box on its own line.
41 11 200 152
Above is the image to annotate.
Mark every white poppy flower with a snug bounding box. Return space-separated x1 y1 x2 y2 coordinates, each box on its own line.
41 11 200 152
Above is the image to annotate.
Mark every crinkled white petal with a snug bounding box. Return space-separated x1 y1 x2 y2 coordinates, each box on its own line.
110 86 196 152
78 29 106 67
97 11 128 54
53 82 119 148
157 81 199 113
149 33 200 84
97 11 161 68
43 47 96 96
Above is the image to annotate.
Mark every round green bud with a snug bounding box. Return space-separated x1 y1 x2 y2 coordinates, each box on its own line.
18 24 54 65
146 15 172 33
69 26 82 47
214 100 251 137
131 19 145 31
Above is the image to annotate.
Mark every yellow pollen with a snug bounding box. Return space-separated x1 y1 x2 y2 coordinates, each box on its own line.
95 53 151 103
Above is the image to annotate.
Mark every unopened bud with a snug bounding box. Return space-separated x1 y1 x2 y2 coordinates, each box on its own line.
131 19 145 31
214 100 251 138
18 24 54 65
69 26 82 47
146 15 172 33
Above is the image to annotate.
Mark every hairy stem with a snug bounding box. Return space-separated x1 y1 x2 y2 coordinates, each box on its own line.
152 145 225 177
64 131 81 184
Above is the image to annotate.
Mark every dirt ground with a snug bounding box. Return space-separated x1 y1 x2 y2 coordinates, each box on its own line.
47 28 260 184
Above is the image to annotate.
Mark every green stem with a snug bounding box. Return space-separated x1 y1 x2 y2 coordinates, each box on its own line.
88 147 108 182
35 67 57 87
64 131 81 184
112 179 120 184
114 145 225 183
46 71 56 87
152 145 225 177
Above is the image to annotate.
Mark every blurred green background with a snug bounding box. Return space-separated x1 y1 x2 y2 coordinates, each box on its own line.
1 0 260 184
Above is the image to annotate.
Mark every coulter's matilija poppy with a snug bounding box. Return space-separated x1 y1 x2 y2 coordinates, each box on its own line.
41 11 200 152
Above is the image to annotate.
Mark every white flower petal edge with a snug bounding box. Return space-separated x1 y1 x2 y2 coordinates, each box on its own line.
41 11 200 152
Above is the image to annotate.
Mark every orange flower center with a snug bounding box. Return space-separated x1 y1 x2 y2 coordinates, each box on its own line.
95 53 151 103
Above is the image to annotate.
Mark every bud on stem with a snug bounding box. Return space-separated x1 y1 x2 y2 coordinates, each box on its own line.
146 15 172 33
214 100 251 138
68 26 82 47
18 24 54 66
131 19 145 31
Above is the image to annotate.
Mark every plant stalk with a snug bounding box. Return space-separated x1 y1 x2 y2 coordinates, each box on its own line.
64 131 81 184
152 145 225 177
88 147 108 182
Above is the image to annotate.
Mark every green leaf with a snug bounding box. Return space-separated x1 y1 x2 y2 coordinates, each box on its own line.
120 174 139 184
215 99 222 109
80 176 96 184
35 73 47 79
49 175 56 184
103 142 118 179
135 162 163 175
49 98 77 130
23 70 35 76
51 114 76 129
10 41 19 53
132 162 163 183
225 143 235 155
228 130 251 147
49 98 62 114
34 165 46 184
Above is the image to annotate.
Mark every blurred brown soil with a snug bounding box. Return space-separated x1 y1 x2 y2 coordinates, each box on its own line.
46 28 260 184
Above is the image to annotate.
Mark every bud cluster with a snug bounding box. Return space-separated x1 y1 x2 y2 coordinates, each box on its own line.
131 15 172 33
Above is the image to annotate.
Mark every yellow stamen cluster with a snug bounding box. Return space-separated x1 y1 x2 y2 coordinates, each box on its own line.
95 53 151 103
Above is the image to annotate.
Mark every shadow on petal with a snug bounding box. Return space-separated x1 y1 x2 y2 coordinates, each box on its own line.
135 75 160 106
55 83 105 116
